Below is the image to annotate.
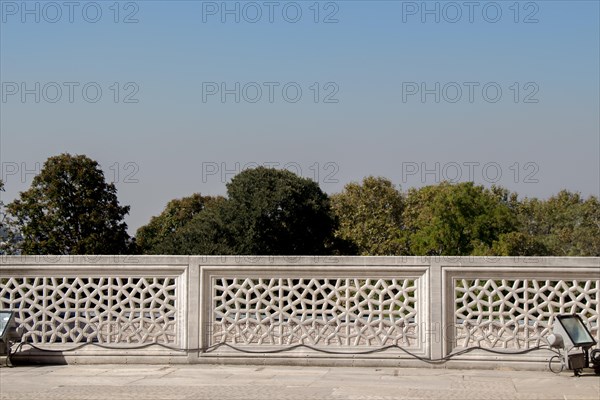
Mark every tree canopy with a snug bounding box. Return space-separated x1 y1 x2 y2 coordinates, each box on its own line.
331 177 405 255
137 175 599 257
7 154 132 255
5 153 599 257
135 167 339 255
402 182 516 256
221 167 338 255
513 191 600 256
135 193 225 254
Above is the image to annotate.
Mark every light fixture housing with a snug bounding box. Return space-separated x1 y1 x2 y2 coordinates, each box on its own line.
0 311 16 340
0 311 19 356
555 314 597 348
550 314 598 376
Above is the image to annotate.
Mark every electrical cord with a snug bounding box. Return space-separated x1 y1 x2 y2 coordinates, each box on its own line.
6 340 560 367
548 353 564 374
204 342 560 365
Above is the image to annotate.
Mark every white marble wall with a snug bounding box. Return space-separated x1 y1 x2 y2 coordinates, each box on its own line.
1 256 598 368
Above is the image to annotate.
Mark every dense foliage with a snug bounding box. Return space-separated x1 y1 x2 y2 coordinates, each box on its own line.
5 154 599 256
137 167 339 255
512 191 600 256
6 154 132 255
220 167 338 255
135 193 225 254
401 182 516 256
331 177 405 255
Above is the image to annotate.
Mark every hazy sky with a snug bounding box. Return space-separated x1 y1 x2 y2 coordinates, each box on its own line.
1 0 599 233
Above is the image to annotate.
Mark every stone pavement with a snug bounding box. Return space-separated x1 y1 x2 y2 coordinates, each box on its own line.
1 363 599 400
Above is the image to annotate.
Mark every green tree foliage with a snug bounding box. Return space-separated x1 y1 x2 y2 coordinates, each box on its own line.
489 232 549 256
402 182 516 256
158 167 339 255
515 191 600 256
165 202 232 255
135 171 597 257
220 167 338 255
0 179 22 255
7 154 131 255
135 193 224 254
331 176 405 255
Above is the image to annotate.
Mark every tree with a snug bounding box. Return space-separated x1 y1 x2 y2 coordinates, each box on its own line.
573 195 600 256
331 176 404 255
135 193 225 254
221 167 338 255
516 191 600 256
138 168 339 255
165 202 233 255
0 180 22 254
488 232 549 256
402 182 516 256
7 154 132 254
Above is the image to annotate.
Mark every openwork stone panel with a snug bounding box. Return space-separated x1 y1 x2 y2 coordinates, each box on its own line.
454 279 600 349
0 277 179 345
211 277 419 347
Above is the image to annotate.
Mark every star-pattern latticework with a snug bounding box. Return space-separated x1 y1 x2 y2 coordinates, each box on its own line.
0 277 178 344
454 279 599 349
211 278 418 347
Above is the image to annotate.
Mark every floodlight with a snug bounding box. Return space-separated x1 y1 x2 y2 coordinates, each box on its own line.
548 314 598 376
556 315 596 348
0 311 20 357
0 311 16 340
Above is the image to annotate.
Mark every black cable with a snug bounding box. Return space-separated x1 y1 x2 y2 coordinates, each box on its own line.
5 345 12 368
548 354 564 374
9 340 559 366
5 340 19 368
205 342 559 365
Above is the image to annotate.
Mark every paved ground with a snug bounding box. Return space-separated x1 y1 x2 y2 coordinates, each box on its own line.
1 363 599 400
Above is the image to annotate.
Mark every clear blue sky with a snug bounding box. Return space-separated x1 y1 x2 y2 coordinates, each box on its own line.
1 0 599 233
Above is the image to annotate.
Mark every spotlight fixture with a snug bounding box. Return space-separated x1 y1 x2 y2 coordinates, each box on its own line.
547 314 599 376
0 311 20 356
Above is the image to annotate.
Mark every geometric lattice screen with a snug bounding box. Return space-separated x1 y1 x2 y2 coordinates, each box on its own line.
454 279 600 349
0 277 178 345
211 277 419 347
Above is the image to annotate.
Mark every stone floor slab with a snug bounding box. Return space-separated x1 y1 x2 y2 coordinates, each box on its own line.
1 364 599 400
